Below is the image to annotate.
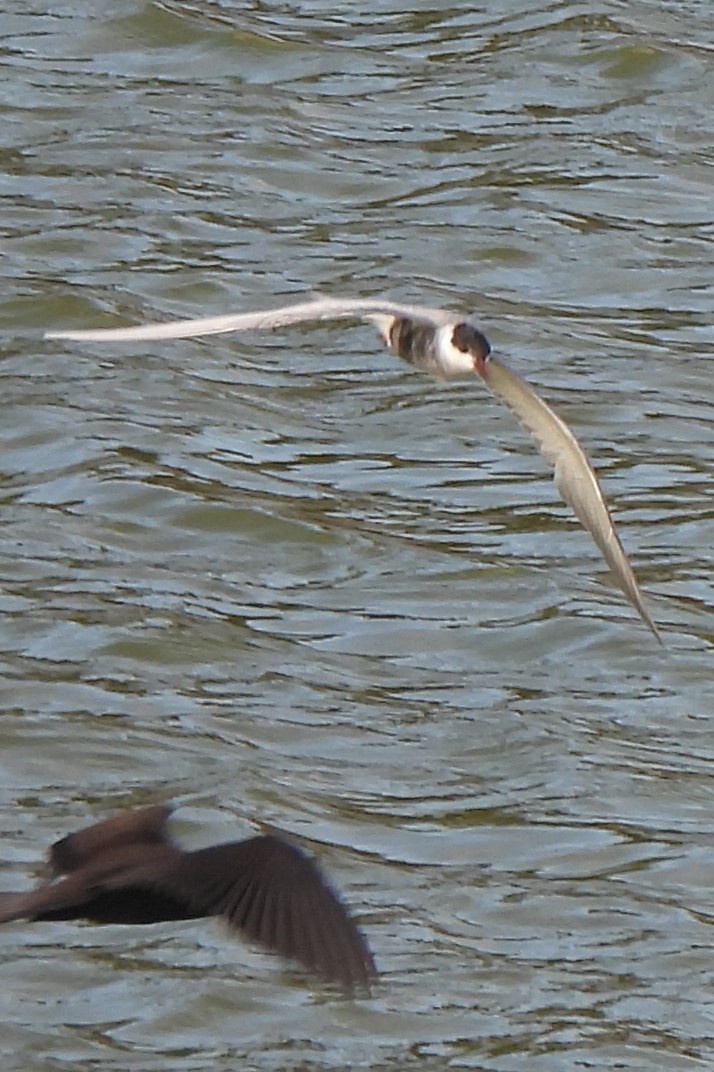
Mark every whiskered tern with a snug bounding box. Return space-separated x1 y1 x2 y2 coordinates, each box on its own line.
45 296 660 641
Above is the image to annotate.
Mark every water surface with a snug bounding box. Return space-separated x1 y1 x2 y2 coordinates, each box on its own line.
1 2 713 1069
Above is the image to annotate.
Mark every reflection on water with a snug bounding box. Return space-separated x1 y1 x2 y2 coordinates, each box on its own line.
1 1 713 1069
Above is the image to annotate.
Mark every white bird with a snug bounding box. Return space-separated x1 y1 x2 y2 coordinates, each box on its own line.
45 296 660 641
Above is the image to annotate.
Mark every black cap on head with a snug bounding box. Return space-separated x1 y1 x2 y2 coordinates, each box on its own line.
451 323 491 363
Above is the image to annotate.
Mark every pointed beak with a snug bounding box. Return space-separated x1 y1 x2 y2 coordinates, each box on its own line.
473 338 491 377
474 353 489 377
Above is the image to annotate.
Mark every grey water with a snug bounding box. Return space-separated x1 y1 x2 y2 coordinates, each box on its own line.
1 1 713 1069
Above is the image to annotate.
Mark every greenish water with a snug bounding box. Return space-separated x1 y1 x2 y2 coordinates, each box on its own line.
1 2 713 1069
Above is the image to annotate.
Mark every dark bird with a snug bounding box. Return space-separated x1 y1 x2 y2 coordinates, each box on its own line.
45 295 660 641
0 803 376 992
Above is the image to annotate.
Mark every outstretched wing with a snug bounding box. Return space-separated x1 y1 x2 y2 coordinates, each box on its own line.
477 356 660 641
162 836 376 991
44 296 457 342
0 871 96 923
0 842 185 925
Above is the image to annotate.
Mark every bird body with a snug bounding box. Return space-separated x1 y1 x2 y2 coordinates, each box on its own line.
0 804 375 991
45 295 659 640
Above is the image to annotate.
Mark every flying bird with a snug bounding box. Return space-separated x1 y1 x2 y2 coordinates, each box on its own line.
0 803 376 992
45 296 660 641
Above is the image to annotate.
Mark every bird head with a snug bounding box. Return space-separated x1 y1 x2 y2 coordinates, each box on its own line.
451 322 491 375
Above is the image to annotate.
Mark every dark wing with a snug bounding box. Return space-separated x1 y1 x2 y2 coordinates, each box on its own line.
43 296 456 342
0 871 95 923
0 821 375 989
0 843 189 925
478 356 660 641
51 804 174 874
160 836 376 991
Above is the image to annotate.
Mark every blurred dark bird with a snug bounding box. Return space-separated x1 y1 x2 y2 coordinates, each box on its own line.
45 295 660 641
0 803 375 992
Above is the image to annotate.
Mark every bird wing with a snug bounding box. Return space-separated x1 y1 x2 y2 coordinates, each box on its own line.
44 296 457 342
162 836 376 991
50 804 174 874
477 356 660 642
0 841 181 924
0 870 97 923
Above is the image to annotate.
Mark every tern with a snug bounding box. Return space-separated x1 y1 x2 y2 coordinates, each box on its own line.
46 295 660 641
0 803 375 991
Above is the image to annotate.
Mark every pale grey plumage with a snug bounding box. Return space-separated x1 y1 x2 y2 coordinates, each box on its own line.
44 296 660 640
44 297 457 343
480 357 660 642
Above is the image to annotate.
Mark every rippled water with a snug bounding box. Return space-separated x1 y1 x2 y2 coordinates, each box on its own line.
1 1 713 1069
